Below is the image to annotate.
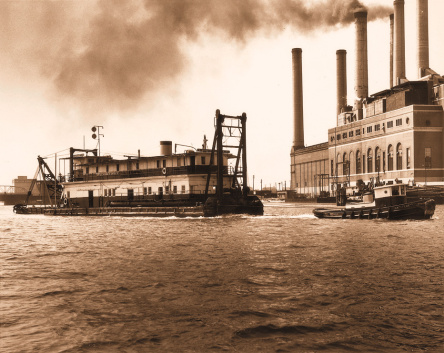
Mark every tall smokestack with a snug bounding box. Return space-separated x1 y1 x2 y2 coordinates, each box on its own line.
292 48 304 150
354 11 368 103
390 14 394 88
417 0 429 77
394 0 406 85
336 50 347 116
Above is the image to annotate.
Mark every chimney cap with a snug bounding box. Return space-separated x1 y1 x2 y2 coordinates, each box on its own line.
354 11 368 18
291 48 302 53
160 141 172 146
336 49 347 54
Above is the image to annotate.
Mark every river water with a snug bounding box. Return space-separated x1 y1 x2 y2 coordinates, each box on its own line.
1 203 443 353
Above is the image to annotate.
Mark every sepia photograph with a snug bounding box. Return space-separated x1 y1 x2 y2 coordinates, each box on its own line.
1 0 444 352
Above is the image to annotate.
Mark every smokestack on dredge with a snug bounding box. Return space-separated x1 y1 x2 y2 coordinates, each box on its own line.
292 48 304 150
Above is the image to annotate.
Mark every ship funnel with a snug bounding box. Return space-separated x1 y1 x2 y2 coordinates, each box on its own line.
394 0 406 85
417 0 429 78
292 48 304 150
354 11 368 104
160 141 172 156
336 49 347 116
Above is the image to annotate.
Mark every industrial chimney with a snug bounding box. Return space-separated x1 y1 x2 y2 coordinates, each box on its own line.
390 14 394 88
336 50 347 116
417 0 429 77
354 11 368 107
394 0 406 85
292 48 304 150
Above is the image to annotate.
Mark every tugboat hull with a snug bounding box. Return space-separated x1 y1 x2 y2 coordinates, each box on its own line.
313 199 435 220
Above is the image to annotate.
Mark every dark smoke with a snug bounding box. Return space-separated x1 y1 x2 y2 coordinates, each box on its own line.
2 0 392 114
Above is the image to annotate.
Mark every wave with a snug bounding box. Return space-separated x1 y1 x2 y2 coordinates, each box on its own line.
234 323 338 338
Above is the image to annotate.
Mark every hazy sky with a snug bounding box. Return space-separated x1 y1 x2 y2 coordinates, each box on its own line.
1 0 443 188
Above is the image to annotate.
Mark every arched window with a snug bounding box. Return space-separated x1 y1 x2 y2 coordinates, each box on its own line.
356 150 361 174
396 143 403 170
337 153 341 175
388 145 394 171
375 147 381 173
349 151 354 175
367 148 373 173
343 152 348 176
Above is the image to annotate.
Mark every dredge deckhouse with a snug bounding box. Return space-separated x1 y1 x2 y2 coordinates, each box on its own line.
14 110 263 217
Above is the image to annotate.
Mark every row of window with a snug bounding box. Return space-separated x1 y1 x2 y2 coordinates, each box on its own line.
83 157 208 175
332 117 408 142
331 143 426 176
103 185 188 197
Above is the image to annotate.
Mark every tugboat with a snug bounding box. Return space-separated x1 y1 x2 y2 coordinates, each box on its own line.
313 182 435 220
13 110 263 217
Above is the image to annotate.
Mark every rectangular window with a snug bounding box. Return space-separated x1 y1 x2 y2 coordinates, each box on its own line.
336 134 341 141
425 147 432 168
148 187 152 195
106 165 109 172
165 185 169 194
86 167 89 174
136 162 139 170
173 185 177 194
396 118 402 126
112 189 116 196
96 166 99 173
366 126 372 133
116 164 120 171
349 130 354 137
127 189 134 201
356 129 361 136
67 191 70 198
157 160 160 168
143 187 147 195
162 160 166 168
374 124 380 131
181 185 186 194
363 128 365 134
406 148 411 169
331 160 334 176
201 156 206 165
387 121 393 128
104 189 108 197
177 158 181 167
342 132 347 139
158 187 163 194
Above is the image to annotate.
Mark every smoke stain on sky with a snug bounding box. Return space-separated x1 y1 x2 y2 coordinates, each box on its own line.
1 0 391 116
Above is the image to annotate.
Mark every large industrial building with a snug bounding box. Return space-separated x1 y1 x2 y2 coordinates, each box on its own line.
290 0 444 198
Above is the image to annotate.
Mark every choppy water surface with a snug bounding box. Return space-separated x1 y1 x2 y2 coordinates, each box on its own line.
1 204 443 353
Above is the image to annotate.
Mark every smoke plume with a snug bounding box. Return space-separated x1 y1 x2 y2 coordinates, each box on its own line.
2 0 392 114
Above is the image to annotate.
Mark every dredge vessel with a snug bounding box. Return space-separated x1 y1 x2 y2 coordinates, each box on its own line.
14 110 263 217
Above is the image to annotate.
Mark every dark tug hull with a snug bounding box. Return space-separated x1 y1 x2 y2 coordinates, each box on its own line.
313 199 436 220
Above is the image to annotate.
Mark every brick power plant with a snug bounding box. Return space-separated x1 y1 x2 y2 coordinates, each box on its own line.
290 0 444 198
